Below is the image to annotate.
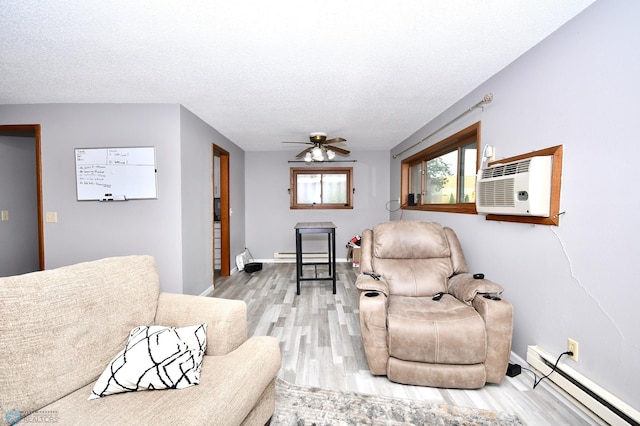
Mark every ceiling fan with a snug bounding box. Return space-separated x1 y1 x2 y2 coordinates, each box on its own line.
282 132 350 162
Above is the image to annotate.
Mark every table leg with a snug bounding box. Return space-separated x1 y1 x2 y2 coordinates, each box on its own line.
296 230 302 295
327 232 332 276
331 229 336 294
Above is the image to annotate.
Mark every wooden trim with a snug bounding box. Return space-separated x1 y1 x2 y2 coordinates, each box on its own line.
212 144 231 278
400 121 480 213
485 144 563 226
35 126 44 270
0 124 45 270
402 203 478 214
290 167 354 209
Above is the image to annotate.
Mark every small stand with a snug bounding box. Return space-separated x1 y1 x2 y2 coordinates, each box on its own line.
294 222 337 295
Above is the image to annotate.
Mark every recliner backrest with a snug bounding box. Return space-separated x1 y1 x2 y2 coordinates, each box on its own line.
370 221 453 297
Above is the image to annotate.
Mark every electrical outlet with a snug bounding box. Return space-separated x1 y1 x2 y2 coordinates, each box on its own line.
46 212 58 223
1 210 8 221
567 338 579 362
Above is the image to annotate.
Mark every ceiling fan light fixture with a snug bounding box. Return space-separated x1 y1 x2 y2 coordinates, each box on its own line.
285 132 349 161
312 146 324 161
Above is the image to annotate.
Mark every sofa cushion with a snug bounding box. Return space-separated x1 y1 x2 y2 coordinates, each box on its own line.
23 336 282 426
387 295 487 364
90 323 207 399
0 255 160 418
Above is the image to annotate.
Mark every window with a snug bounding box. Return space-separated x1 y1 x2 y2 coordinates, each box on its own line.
401 122 480 214
290 167 353 209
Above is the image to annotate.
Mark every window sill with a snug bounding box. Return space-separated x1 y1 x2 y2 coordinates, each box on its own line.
291 205 353 210
402 203 478 215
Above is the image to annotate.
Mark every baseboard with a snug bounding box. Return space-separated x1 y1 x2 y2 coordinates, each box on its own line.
508 351 606 425
255 258 350 264
199 285 214 297
526 345 639 426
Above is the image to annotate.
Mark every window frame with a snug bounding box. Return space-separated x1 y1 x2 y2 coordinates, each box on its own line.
401 122 481 214
290 166 354 209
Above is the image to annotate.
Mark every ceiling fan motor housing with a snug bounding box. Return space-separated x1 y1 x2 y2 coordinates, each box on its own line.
309 132 327 143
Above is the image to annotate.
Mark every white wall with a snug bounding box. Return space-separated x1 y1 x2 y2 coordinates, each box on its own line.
390 0 639 408
0 135 39 276
0 104 185 292
245 150 391 261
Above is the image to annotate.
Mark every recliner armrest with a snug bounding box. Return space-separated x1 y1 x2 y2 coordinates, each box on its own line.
448 273 504 305
355 274 389 297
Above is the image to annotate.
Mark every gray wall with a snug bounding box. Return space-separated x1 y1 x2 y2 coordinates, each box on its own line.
0 135 39 276
245 150 391 260
0 104 246 295
390 0 639 408
179 106 246 293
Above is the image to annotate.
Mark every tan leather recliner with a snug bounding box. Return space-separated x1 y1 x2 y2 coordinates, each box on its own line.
355 221 513 389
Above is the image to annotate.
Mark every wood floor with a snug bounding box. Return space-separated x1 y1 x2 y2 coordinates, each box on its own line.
211 262 600 426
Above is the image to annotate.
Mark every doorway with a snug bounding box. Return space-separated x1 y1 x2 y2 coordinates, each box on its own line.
0 124 44 274
212 144 230 284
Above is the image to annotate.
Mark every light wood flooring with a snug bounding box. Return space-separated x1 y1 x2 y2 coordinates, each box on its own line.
211 262 600 426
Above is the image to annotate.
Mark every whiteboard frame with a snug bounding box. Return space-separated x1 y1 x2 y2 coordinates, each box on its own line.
74 146 158 201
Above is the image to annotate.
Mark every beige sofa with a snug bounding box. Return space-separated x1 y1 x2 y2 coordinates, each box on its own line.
0 255 281 425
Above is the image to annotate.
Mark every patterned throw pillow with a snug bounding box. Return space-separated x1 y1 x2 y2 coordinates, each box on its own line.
89 323 207 400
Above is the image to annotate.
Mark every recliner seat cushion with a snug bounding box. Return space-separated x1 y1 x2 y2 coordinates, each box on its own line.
387 295 487 364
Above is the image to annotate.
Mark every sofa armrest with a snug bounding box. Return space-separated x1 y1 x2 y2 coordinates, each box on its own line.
154 293 248 356
448 273 504 305
355 274 390 297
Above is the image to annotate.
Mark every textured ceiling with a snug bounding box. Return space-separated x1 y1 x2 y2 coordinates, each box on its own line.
1 1 595 153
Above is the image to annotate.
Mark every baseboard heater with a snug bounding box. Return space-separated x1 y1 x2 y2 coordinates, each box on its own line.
526 345 639 426
273 251 328 260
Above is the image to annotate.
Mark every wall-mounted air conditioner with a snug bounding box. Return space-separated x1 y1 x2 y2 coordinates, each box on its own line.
476 155 553 217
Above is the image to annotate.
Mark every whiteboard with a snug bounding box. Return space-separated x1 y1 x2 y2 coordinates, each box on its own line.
75 147 157 200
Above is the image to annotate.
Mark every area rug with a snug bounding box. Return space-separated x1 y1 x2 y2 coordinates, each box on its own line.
271 378 526 425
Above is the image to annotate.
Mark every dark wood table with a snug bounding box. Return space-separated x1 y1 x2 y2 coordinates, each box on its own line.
294 222 337 295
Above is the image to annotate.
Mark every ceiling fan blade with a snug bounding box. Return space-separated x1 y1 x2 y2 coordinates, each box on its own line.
296 147 313 158
330 146 350 155
324 137 346 145
282 141 311 145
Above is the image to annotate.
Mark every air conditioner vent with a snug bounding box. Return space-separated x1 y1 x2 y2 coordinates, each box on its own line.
476 155 552 217
481 159 531 179
478 179 515 207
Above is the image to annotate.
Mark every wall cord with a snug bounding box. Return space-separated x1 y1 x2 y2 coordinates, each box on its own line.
522 351 573 389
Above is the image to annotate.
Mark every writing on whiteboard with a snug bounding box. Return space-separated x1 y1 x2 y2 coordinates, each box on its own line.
77 165 111 188
75 147 157 200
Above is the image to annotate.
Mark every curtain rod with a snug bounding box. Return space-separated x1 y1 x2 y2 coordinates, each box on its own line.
287 160 357 163
392 93 494 159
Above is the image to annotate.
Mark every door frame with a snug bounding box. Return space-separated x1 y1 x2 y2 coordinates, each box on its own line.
0 124 45 270
212 144 230 278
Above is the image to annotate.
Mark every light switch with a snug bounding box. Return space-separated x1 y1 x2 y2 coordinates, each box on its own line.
1 210 8 221
46 212 58 223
